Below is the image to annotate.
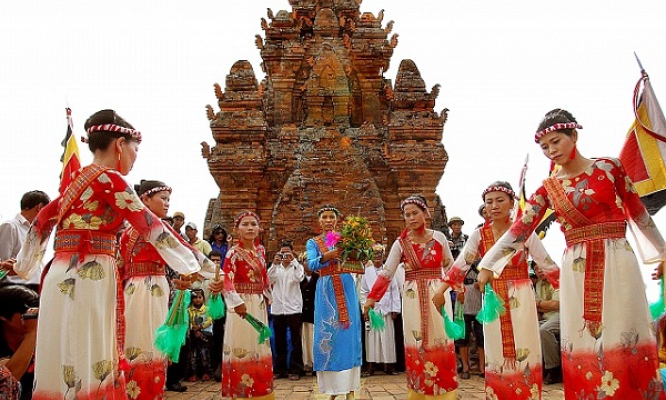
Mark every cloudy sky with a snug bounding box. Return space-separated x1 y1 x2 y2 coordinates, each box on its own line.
2 0 665 294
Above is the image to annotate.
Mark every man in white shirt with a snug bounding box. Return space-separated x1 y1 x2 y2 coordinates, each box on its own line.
0 191 50 291
359 251 401 376
268 241 305 381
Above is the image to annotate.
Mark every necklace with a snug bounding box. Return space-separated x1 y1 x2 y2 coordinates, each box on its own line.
492 225 509 239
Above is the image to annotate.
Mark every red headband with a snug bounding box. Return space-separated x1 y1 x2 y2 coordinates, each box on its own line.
400 198 427 211
82 124 143 144
482 186 516 200
140 186 172 199
534 122 582 142
234 211 260 227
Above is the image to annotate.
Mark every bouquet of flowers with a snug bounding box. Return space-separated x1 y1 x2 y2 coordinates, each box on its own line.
326 215 376 273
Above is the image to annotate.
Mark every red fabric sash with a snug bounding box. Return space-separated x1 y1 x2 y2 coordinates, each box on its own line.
544 176 607 338
314 236 350 328
479 225 518 365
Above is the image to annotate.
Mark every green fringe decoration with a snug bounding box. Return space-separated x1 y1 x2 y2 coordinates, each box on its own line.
368 308 386 331
245 312 273 344
476 283 506 324
442 306 465 340
154 289 191 362
650 276 665 321
454 301 466 337
206 294 226 320
0 269 7 281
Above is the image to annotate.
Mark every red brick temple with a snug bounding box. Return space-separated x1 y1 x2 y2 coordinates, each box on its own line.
201 0 449 253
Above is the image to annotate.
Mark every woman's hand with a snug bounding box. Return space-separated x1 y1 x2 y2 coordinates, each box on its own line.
324 248 341 262
234 303 247 318
477 269 495 292
363 298 376 319
0 259 16 276
209 279 224 294
173 277 192 290
652 261 664 280
431 283 449 312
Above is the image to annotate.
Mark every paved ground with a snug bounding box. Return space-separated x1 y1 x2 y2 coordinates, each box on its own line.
166 372 564 399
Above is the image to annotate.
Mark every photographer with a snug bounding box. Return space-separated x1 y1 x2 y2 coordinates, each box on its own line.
0 285 38 400
267 241 305 381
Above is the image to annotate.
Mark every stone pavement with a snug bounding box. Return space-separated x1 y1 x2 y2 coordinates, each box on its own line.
166 372 564 399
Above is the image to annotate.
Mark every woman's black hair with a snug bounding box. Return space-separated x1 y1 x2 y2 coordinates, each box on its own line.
134 180 169 198
483 181 516 201
401 194 429 212
190 288 206 301
84 109 136 152
0 285 39 320
536 109 578 137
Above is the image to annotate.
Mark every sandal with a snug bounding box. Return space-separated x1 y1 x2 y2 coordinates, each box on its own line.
361 370 374 377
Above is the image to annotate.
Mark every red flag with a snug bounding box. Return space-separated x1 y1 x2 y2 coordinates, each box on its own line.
59 108 81 194
619 71 666 215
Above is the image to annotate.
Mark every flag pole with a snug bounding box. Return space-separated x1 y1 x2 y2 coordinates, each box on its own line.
634 52 647 77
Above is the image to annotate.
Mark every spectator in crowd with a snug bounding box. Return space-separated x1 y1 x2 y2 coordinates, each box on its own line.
447 216 468 260
359 248 401 377
0 285 38 400
186 222 213 297
187 288 214 382
208 225 229 258
269 241 305 381
454 260 485 379
172 211 186 238
534 263 561 384
185 222 212 255
476 204 488 228
0 191 50 291
299 257 318 375
207 250 226 382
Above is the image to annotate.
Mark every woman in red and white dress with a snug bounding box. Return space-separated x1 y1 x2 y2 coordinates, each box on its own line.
434 181 559 400
364 194 457 400
209 211 274 400
119 180 214 400
473 109 666 399
15 110 203 400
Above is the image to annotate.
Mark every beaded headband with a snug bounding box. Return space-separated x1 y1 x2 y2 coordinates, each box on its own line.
317 206 341 217
534 122 582 142
82 124 143 144
482 186 516 200
234 211 260 227
400 198 427 212
140 186 172 199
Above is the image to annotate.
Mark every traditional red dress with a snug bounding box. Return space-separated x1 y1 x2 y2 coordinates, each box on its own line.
221 242 274 400
119 225 214 400
444 225 559 399
15 165 201 400
480 158 665 399
368 230 457 400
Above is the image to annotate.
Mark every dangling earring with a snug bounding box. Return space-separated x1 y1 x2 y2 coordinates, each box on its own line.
117 151 123 172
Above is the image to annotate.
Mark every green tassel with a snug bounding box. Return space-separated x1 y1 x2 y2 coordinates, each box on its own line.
454 302 466 337
650 276 666 321
476 283 506 324
154 289 191 362
368 308 386 331
206 294 226 320
245 312 273 344
0 269 7 281
442 306 465 340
